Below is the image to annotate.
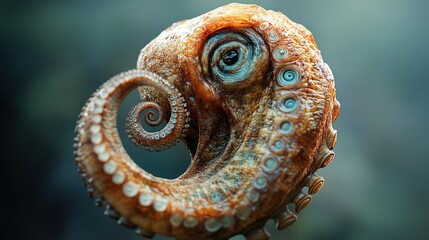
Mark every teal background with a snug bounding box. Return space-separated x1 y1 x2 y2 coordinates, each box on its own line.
3 0 429 239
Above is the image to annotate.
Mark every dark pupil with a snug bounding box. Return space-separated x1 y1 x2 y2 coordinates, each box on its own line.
222 50 239 66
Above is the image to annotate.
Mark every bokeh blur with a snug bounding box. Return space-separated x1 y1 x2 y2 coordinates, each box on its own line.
3 0 429 239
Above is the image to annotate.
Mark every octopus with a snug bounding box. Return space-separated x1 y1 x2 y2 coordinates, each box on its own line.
73 3 340 240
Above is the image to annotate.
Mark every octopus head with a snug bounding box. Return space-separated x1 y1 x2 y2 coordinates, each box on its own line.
74 3 340 239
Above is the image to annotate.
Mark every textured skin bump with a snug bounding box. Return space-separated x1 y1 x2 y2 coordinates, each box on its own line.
74 3 339 239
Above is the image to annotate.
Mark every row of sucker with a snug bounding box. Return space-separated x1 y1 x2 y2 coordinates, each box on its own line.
242 18 339 239
75 142 157 237
244 20 306 239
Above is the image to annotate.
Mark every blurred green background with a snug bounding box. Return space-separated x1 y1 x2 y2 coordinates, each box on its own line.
3 0 429 239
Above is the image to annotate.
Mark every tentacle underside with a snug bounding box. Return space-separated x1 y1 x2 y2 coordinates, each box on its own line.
74 3 339 240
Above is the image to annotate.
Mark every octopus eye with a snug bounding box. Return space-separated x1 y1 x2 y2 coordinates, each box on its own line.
212 41 246 77
202 29 269 89
222 50 239 66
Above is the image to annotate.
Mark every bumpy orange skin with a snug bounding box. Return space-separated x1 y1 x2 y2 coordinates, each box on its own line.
74 3 339 240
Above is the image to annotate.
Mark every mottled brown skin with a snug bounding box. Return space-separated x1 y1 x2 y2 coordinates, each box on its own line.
74 3 339 240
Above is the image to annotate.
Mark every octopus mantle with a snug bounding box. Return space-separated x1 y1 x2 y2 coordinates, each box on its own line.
74 3 340 240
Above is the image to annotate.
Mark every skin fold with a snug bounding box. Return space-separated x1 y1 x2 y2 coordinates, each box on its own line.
74 3 340 240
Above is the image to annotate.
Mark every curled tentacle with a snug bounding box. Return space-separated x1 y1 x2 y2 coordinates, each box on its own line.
140 102 164 127
75 3 339 239
81 69 188 154
126 100 182 151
